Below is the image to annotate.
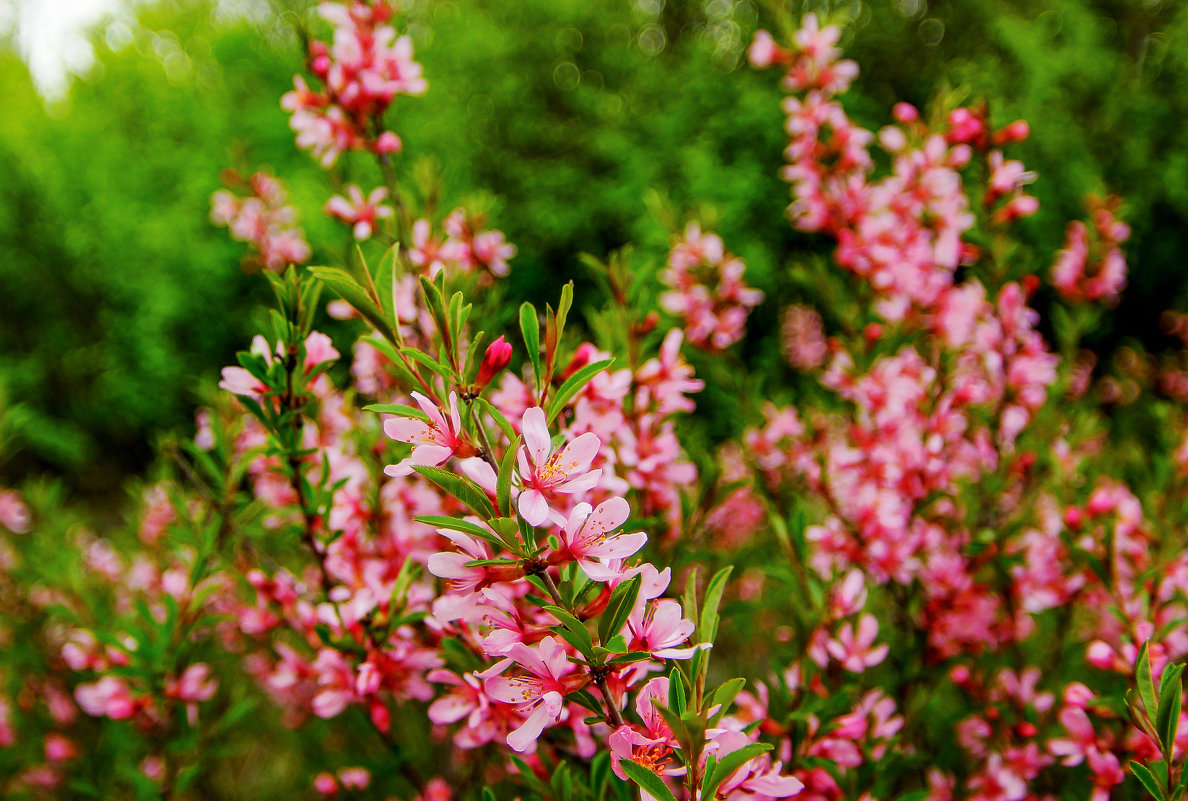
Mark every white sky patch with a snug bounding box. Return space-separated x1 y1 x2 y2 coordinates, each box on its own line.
2 0 127 99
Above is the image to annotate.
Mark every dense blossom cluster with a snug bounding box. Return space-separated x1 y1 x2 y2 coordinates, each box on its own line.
6 6 1185 801
660 224 764 350
209 170 311 271
281 0 425 167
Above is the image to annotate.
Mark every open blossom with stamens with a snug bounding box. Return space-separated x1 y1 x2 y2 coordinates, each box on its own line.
325 185 393 240
516 407 602 526
482 636 576 752
384 392 474 477
625 598 696 659
554 497 647 582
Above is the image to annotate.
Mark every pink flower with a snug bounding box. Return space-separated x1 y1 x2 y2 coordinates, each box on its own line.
555 497 646 581
165 663 218 702
826 614 889 672
483 636 574 752
325 185 393 240
0 489 31 533
75 676 137 720
625 599 696 659
516 407 602 526
384 392 473 477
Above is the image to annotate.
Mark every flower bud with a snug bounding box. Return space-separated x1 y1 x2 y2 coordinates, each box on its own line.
476 336 513 388
375 131 402 155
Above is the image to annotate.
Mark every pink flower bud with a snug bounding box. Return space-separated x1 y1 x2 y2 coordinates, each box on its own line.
476 335 513 388
996 120 1030 144
892 102 919 124
375 131 402 154
313 772 339 795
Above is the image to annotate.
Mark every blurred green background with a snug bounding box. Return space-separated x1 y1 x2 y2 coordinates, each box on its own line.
1 0 1185 499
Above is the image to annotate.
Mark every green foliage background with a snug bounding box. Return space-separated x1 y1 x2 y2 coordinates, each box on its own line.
1 0 1185 498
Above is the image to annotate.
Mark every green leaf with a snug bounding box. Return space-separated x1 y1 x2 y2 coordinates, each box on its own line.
669 668 687 716
310 266 398 344
520 302 542 390
1139 641 1159 720
463 330 488 386
607 651 654 665
497 436 520 517
374 243 400 321
1158 664 1184 756
599 573 642 644
402 347 454 381
620 759 679 801
702 743 773 800
1132 761 1167 800
474 397 517 442
683 568 700 639
699 566 733 645
364 403 430 420
544 604 594 659
710 678 747 717
546 359 615 425
418 274 448 335
413 466 496 520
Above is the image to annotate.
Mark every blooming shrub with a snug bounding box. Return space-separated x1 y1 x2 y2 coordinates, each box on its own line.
2 3 1188 801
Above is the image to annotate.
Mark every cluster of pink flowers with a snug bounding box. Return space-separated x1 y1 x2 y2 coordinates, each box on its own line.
751 15 1040 322
281 1 425 167
1051 195 1130 304
660 223 764 350
409 209 518 280
209 171 311 271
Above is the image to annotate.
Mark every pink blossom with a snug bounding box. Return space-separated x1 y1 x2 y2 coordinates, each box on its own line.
556 497 647 582
516 407 602 526
325 185 393 240
825 614 889 672
483 636 574 752
384 392 472 477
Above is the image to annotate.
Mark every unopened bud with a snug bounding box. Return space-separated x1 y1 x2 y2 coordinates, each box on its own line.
996 120 1030 144
375 131 402 155
892 102 919 124
476 335 513 388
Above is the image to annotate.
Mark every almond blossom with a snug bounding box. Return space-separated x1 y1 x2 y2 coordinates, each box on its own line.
554 497 647 582
516 406 601 526
482 636 576 752
384 391 473 477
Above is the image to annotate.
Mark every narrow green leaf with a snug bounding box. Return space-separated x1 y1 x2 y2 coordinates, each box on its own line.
1139 641 1159 720
475 397 517 441
497 436 520 517
699 566 734 645
683 568 700 638
310 266 398 344
374 243 400 320
402 347 454 380
703 743 773 800
546 358 615 425
607 651 654 665
1132 761 1167 801
1158 664 1184 756
463 330 488 386
520 302 542 390
418 274 448 334
710 678 747 717
413 466 496 519
543 604 594 658
620 759 679 801
599 573 643 645
364 403 429 420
